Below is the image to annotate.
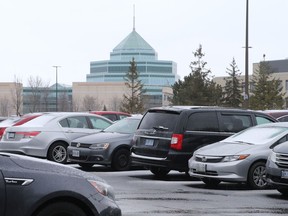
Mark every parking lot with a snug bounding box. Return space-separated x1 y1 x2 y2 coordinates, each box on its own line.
75 165 288 216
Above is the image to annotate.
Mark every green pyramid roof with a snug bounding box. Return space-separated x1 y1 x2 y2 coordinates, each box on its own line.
113 30 155 52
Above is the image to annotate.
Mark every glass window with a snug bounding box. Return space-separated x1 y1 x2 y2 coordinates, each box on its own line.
256 116 275 125
138 111 178 131
221 114 252 132
89 116 112 130
60 116 88 128
186 112 218 132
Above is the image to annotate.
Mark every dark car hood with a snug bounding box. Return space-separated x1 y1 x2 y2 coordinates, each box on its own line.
2 153 105 182
73 131 132 144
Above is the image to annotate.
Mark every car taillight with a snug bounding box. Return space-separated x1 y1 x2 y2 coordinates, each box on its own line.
0 128 6 139
170 134 183 150
16 131 41 138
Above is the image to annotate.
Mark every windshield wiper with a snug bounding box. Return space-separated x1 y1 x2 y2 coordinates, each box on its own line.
153 126 169 131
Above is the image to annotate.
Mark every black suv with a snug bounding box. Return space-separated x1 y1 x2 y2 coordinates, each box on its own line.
130 106 277 177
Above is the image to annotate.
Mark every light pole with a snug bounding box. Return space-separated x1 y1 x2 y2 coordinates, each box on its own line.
53 66 61 111
244 0 250 108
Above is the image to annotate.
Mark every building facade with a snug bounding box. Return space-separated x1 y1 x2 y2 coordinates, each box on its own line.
87 28 179 109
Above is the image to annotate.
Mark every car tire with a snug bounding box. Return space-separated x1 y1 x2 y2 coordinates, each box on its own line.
79 163 94 169
36 201 86 216
150 167 170 177
111 149 131 171
277 188 288 196
47 142 68 164
202 178 221 188
247 161 268 189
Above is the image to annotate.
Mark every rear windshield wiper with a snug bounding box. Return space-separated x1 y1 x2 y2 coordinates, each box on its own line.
153 126 169 131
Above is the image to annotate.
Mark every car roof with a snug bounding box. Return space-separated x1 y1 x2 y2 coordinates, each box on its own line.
148 106 266 114
90 111 131 115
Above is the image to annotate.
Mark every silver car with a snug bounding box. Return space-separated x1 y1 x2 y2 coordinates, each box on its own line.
0 112 113 163
188 122 288 189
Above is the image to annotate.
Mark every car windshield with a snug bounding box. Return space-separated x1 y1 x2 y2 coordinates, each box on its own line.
223 126 288 145
104 118 140 134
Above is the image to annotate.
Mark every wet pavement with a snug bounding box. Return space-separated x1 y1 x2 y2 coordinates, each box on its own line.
75 165 288 216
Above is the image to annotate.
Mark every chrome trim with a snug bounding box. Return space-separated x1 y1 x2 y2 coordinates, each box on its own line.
131 152 167 161
136 135 171 140
5 178 34 186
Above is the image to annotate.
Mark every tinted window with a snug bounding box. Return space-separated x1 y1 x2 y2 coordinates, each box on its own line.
138 111 179 131
60 116 88 128
186 112 218 131
102 114 118 121
256 116 275 125
221 114 252 132
89 116 112 129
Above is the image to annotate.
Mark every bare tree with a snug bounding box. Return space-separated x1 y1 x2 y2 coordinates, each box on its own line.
0 97 9 116
82 95 98 111
11 76 23 116
110 96 122 111
27 76 43 112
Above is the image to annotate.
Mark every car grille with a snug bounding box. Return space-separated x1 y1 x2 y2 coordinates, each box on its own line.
71 142 91 148
195 155 223 163
276 153 288 168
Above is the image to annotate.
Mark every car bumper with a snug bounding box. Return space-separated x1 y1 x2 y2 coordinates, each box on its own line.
0 140 47 158
67 147 110 165
131 152 190 172
266 159 288 187
188 159 250 182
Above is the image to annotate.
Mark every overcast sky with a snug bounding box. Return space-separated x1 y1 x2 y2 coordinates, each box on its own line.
1 0 288 86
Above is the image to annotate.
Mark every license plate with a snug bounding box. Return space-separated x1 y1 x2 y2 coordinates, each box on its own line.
195 163 206 173
281 170 288 178
145 139 154 146
72 150 80 157
8 132 15 139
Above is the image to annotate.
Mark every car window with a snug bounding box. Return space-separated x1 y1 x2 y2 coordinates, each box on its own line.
138 111 178 131
88 116 112 129
119 114 129 120
220 114 252 132
256 116 275 125
278 115 288 122
102 114 118 122
186 112 218 132
60 116 88 128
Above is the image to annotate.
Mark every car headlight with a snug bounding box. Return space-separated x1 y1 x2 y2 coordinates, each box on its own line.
268 151 277 163
222 154 250 162
89 143 109 150
88 179 115 200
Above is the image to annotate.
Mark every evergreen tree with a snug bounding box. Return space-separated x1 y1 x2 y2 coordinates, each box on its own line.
249 61 284 110
171 44 222 105
120 57 145 114
222 58 243 107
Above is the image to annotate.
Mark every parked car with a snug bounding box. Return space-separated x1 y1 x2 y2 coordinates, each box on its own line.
266 141 288 195
0 113 44 139
0 112 113 163
0 117 7 122
90 111 131 122
188 122 288 189
0 152 121 216
68 115 142 171
131 106 277 177
262 110 288 122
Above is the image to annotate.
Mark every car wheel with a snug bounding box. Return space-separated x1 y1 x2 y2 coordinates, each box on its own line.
79 163 94 169
47 142 67 164
150 167 170 177
247 161 268 189
277 188 288 196
112 149 131 171
36 201 86 216
202 178 221 188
